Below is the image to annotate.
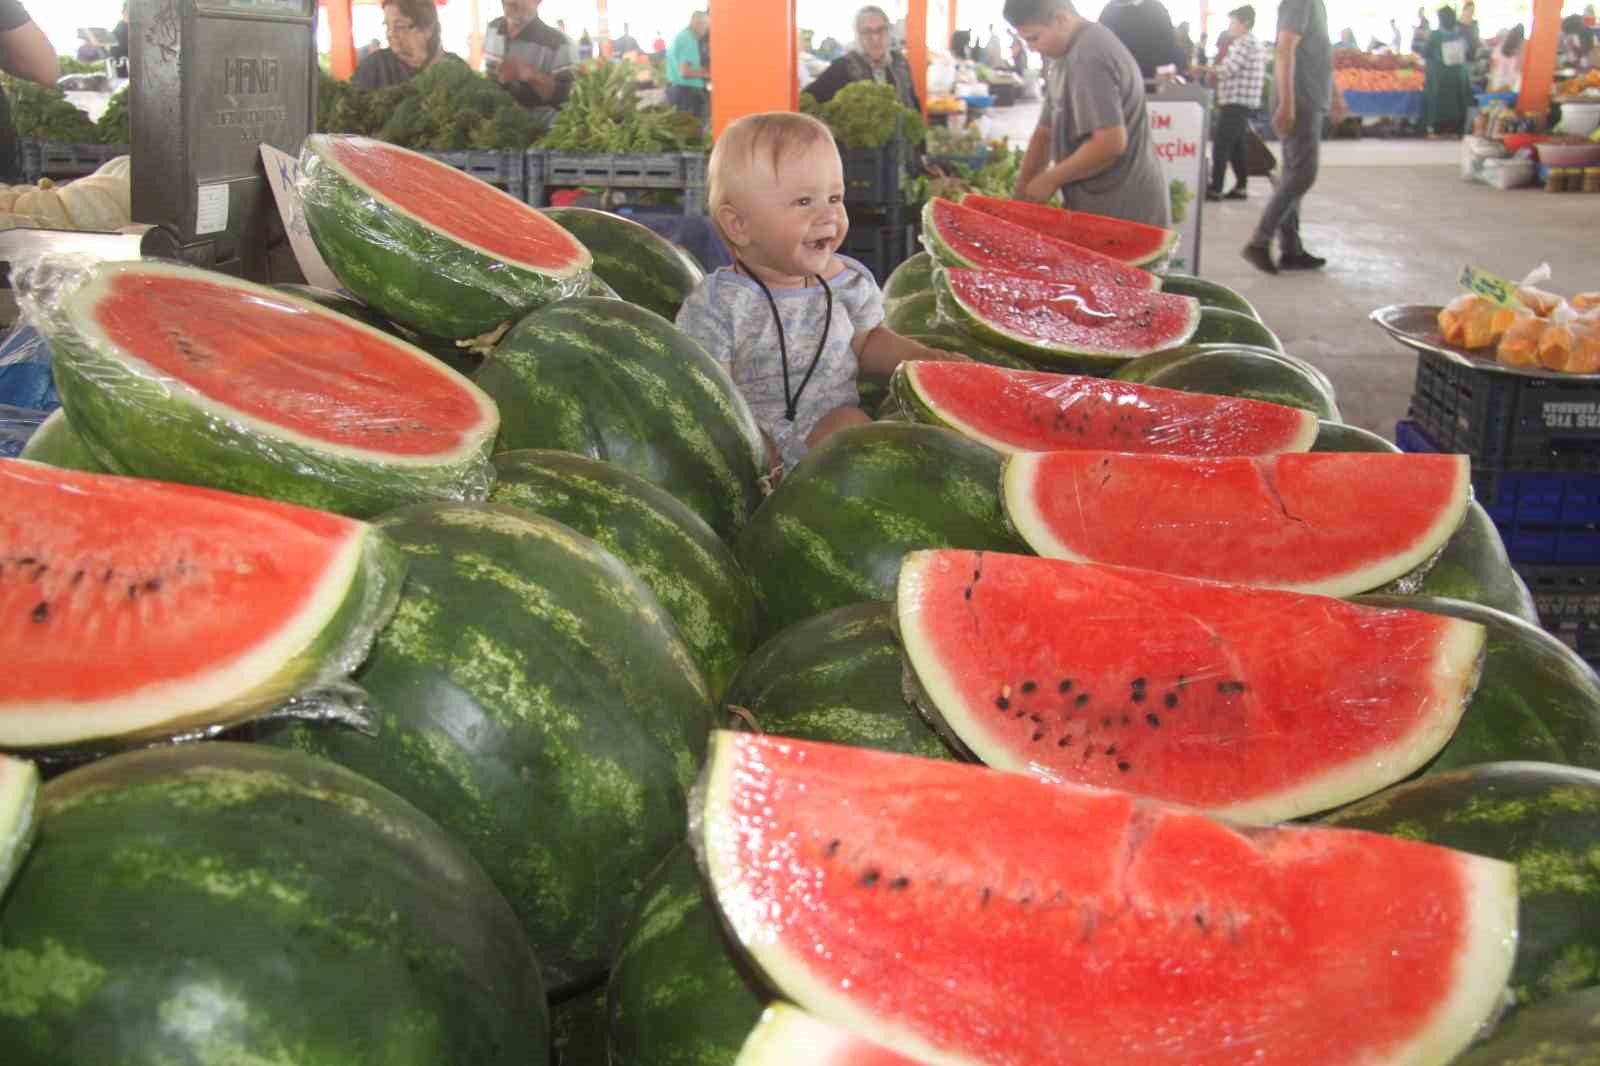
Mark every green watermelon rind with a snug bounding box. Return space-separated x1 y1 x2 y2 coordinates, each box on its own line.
897 331 1033 370
300 134 592 340
0 754 40 897
1190 307 1284 352
1450 984 1600 1063
1406 503 1540 626
919 198 1162 291
45 261 501 518
882 251 934 305
1155 274 1262 319
1113 343 1343 422
543 206 703 321
962 194 1182 269
18 408 107 472
1311 420 1399 453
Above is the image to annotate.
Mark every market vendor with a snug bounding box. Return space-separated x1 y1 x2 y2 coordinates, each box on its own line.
807 5 921 111
352 0 462 90
1422 6 1472 136
484 0 576 130
0 0 58 184
1005 0 1171 230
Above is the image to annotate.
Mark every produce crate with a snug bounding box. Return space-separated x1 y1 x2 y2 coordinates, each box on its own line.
840 138 909 207
525 150 707 214
840 205 912 286
420 149 526 201
21 142 127 183
1407 347 1600 471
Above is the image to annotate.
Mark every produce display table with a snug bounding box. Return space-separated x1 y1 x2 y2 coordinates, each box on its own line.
1341 90 1424 119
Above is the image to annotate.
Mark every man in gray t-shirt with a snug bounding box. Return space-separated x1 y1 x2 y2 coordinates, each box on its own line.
1004 0 1170 229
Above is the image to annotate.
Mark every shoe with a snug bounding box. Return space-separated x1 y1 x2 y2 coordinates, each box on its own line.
1224 188 1248 200
1279 251 1327 270
1241 242 1279 275
1205 189 1224 202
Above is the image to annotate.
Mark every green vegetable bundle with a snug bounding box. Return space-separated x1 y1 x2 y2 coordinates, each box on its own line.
95 88 129 145
539 62 708 154
816 81 925 150
3 76 97 143
320 60 538 151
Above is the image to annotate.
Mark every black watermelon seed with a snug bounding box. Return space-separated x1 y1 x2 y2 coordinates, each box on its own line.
1117 761 1132 773
964 587 972 600
1131 690 1146 703
1030 714 1043 724
995 696 1010 710
1021 681 1037 694
981 887 992 907
17 556 34 566
1164 692 1178 709
824 839 840 858
126 584 140 600
71 570 85 586
1131 677 1146 689
1195 913 1207 930
1146 713 1161 728
1014 709 1027 719
31 565 47 581
30 601 48 623
101 568 113 582
1075 693 1090 707
144 578 161 593
889 876 910 891
861 869 881 887
1057 736 1072 747
1101 716 1112 727
1032 731 1044 742
1059 679 1073 693
1120 715 1131 726
1104 745 1116 756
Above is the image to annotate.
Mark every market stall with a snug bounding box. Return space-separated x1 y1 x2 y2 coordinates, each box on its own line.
1333 51 1425 123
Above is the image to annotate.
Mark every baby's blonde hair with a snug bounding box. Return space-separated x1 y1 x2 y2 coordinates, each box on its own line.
707 112 837 240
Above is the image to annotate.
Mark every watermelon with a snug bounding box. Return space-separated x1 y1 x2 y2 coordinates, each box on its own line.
0 754 39 896
897 551 1486 821
17 408 105 472
735 1005 924 1066
23 258 501 517
734 422 1026 636
883 289 941 335
1312 420 1399 452
1354 595 1600 773
1152 272 1261 318
274 282 486 378
1409 505 1541 625
723 603 951 759
882 251 934 305
920 197 1159 290
933 267 1201 372
1115 343 1341 421
543 206 704 322
300 134 591 340
489 449 757 698
694 731 1518 1066
261 502 712 994
0 460 404 748
891 360 1317 457
1324 761 1600 1009
961 194 1181 268
1002 451 1471 597
897 331 1033 370
1452 985 1600 1065
551 985 610 1066
475 296 765 541
607 846 766 1066
0 742 549 1065
1190 306 1284 351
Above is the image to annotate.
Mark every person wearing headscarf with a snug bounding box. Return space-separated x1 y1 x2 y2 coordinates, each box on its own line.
1488 24 1524 93
1422 6 1472 136
806 5 920 111
352 0 460 89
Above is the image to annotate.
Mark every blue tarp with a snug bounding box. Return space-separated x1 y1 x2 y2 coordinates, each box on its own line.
1342 90 1425 119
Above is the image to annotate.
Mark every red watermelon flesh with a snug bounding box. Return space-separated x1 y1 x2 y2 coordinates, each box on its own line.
0 460 390 747
78 266 495 461
896 550 1485 821
962 194 1180 268
736 1005 925 1066
325 136 589 270
696 731 1518 1066
898 361 1317 456
1003 451 1471 596
939 268 1199 360
923 197 1159 290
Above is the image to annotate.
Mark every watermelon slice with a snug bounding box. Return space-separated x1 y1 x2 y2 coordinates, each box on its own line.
0 460 405 748
921 197 1159 290
1002 451 1472 596
895 551 1486 820
23 258 500 518
891 361 1318 457
934 267 1199 372
735 1005 924 1066
962 194 1180 269
0 753 40 896
694 731 1518 1066
300 134 592 340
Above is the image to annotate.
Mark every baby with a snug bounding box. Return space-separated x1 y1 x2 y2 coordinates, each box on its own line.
676 111 960 476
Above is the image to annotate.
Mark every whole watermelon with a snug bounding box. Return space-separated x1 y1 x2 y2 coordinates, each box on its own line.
550 984 610 1066
1451 985 1600 1064
0 742 548 1065
542 207 704 321
263 502 715 995
1405 504 1541 625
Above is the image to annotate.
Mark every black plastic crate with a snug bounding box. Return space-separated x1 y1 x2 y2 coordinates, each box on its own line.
525 150 706 214
421 149 526 202
841 207 911 286
1514 561 1600 628
21 142 127 183
840 140 908 207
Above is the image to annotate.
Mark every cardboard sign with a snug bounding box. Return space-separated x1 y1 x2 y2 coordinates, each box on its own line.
1147 98 1206 274
259 143 342 291
1457 264 1525 311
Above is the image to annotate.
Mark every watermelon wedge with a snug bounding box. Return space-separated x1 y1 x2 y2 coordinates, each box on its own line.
22 258 500 517
891 361 1317 456
1002 451 1472 596
735 1005 924 1066
962 194 1180 269
896 551 1487 821
694 731 1518 1066
0 460 405 748
0 753 40 896
921 197 1160 290
300 134 592 340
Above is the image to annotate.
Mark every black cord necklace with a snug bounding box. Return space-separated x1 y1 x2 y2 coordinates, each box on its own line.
736 259 834 423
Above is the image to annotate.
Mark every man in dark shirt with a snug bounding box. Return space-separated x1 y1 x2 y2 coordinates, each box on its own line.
1098 0 1185 79
0 0 58 182
484 0 575 131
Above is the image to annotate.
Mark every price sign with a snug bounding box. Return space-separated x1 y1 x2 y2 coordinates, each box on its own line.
1458 264 1523 311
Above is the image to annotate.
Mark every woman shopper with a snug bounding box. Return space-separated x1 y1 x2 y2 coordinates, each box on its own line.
806 5 921 111
351 0 460 89
1203 5 1264 202
1422 6 1472 137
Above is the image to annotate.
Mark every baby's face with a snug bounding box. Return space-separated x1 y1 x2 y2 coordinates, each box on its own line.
733 139 848 282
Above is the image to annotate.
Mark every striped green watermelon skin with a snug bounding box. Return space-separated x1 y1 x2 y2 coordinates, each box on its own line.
1114 344 1342 422
735 422 1027 636
1323 761 1600 1009
0 753 39 897
543 207 704 322
1189 307 1284 352
551 984 610 1066
899 331 1033 370
882 252 934 305
1311 420 1398 453
262 503 714 994
883 290 941 336
1451 985 1600 1065
1152 274 1262 319
0 742 548 1065
476 297 765 542
724 603 952 759
18 409 106 472
300 135 591 341
607 846 766 1066
489 449 757 699
1408 504 1541 625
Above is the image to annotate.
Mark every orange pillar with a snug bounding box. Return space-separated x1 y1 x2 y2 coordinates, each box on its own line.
326 0 357 79
1518 0 1563 117
948 0 958 49
907 0 928 115
597 0 610 47
709 0 797 136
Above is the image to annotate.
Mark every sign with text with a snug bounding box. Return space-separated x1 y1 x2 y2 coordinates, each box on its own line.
1458 264 1525 312
259 143 341 291
1147 98 1207 275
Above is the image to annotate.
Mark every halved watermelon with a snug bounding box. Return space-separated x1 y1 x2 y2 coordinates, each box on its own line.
895 551 1486 821
934 268 1200 372
1 753 40 895
1002 451 1471 596
24 258 500 517
891 361 1317 456
921 197 1160 291
300 134 592 340
962 194 1180 269
735 1005 924 1066
694 731 1518 1066
0 460 404 748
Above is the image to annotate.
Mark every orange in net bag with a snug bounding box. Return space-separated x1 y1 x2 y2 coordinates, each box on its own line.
1497 312 1545 367
1439 295 1515 349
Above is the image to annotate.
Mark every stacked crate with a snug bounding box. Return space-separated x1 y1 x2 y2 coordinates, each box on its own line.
838 135 914 285
524 151 707 215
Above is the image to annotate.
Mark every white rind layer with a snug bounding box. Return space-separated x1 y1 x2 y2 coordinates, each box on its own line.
0 754 40 893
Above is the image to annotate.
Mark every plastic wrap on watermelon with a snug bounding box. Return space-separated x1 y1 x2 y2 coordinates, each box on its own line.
0 457 407 754
295 134 594 342
12 252 501 518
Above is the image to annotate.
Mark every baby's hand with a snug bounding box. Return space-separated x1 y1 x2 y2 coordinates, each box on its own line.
922 346 974 363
